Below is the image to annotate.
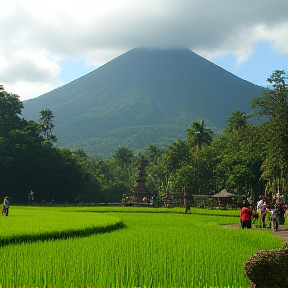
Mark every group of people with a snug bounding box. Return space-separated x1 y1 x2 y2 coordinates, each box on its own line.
240 196 286 231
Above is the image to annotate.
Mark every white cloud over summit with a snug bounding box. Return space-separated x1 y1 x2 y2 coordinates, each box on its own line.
1 0 288 100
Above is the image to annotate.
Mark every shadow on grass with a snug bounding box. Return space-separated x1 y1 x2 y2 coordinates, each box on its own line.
0 221 125 247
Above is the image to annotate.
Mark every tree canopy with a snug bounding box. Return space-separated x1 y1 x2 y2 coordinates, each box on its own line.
252 70 288 194
0 85 24 137
1 70 287 206
186 119 213 152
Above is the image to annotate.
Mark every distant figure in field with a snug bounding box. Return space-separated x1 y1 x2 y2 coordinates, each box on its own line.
143 196 149 204
3 196 9 216
240 204 253 229
183 187 190 214
28 190 34 205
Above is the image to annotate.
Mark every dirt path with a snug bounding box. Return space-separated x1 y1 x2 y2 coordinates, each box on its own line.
222 224 288 243
272 226 288 243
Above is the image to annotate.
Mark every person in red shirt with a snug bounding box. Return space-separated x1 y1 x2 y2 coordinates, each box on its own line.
240 204 253 229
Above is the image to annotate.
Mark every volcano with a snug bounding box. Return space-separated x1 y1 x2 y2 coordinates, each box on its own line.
22 48 263 157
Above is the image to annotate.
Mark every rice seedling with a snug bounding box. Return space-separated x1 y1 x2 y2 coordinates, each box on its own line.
0 206 124 245
0 207 283 288
71 205 240 217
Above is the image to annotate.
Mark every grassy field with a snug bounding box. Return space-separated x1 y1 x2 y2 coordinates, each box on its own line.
0 206 284 288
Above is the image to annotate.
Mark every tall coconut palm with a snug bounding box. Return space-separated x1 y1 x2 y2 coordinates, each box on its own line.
224 110 253 133
145 144 163 164
186 119 213 151
112 146 134 167
39 109 57 146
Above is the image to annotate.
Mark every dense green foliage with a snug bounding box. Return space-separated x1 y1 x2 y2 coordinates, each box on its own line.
0 206 283 288
252 70 288 194
1 70 287 205
0 86 95 203
0 206 123 245
39 108 57 146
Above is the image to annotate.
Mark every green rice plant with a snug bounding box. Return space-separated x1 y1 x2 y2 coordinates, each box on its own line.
0 209 283 288
70 205 241 217
0 206 124 245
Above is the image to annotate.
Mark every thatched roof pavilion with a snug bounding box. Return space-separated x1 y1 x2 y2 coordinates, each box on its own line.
212 189 239 208
211 189 236 198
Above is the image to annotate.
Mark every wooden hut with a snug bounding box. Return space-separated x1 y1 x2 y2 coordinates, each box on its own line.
211 189 239 209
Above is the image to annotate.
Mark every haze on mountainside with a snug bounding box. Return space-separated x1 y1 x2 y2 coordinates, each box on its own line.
22 48 263 157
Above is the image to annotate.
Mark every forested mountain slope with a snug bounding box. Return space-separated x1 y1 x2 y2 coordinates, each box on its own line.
22 48 263 157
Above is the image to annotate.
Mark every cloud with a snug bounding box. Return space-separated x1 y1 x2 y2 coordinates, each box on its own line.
1 0 288 100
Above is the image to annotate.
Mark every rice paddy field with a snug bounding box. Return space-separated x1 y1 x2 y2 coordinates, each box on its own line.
0 206 284 288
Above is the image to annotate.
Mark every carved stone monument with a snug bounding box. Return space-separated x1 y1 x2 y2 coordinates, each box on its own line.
131 155 149 204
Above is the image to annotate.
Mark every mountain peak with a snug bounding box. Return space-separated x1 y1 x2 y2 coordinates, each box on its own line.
23 48 263 157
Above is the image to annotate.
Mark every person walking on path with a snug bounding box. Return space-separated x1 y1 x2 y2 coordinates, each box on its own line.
271 204 281 231
240 204 253 229
278 204 286 225
261 203 268 228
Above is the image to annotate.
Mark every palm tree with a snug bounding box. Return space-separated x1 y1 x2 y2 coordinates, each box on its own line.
165 140 191 173
39 109 57 145
224 110 252 133
145 144 163 164
186 119 213 151
112 146 134 167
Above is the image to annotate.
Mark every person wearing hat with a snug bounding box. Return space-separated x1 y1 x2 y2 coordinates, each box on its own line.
261 203 268 228
3 196 9 216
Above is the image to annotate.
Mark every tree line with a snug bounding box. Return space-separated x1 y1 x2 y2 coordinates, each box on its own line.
0 70 287 205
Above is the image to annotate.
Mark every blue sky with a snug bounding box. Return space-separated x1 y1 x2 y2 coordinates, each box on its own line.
213 42 288 87
1 0 288 101
59 58 94 85
59 42 288 90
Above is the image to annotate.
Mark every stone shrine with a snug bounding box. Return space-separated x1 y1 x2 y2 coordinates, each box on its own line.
130 155 149 204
